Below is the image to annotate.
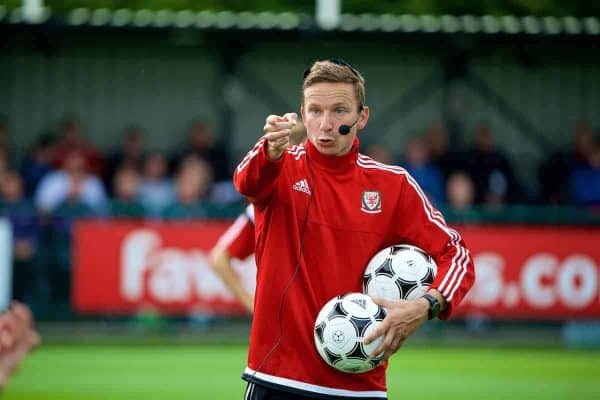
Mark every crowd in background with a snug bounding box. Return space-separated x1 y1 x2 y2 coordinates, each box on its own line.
0 115 599 318
0 117 239 220
365 121 600 210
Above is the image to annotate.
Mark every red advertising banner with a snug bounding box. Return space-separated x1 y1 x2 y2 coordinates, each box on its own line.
73 221 600 319
455 226 600 320
73 220 256 315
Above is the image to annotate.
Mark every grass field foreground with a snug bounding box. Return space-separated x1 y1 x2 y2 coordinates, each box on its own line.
4 345 600 400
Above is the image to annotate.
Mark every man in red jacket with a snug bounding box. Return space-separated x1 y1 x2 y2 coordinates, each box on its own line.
234 59 475 400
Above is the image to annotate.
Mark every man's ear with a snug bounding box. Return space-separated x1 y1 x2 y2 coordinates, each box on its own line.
358 106 370 130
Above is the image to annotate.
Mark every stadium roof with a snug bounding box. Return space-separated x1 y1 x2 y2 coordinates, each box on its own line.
1 6 599 36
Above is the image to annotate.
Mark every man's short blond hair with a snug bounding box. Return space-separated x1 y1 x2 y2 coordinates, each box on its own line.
302 59 365 110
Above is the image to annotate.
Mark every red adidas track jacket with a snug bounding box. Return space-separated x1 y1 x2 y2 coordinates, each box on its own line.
234 137 474 399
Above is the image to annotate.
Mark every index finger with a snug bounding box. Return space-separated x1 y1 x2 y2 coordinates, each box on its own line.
282 112 298 125
261 129 292 142
364 317 389 345
266 115 286 126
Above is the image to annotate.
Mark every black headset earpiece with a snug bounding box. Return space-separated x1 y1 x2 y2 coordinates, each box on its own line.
338 105 364 135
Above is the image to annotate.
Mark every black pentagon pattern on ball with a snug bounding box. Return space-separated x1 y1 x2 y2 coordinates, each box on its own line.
324 347 343 365
327 297 347 321
422 265 435 285
349 315 372 337
374 258 395 277
374 306 387 322
395 277 417 298
314 320 326 344
362 274 372 292
346 341 369 361
392 245 432 263
403 284 420 299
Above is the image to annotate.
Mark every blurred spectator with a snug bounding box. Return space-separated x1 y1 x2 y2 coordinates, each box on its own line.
53 117 105 176
35 151 107 215
425 122 468 179
443 171 481 223
0 119 18 165
109 167 146 218
209 181 243 205
20 134 56 198
571 142 600 207
364 143 395 164
170 120 230 181
0 301 41 390
572 121 597 163
539 122 596 205
402 136 445 206
0 172 42 307
0 149 10 183
446 171 476 210
138 152 174 217
104 125 145 195
47 196 95 314
0 119 8 150
466 123 520 205
162 155 213 220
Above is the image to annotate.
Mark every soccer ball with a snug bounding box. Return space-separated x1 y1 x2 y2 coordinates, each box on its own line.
313 293 386 374
363 244 437 301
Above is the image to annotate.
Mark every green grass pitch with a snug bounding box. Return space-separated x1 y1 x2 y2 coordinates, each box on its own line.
3 344 600 399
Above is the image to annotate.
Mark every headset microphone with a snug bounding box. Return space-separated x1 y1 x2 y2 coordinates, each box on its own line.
338 116 361 135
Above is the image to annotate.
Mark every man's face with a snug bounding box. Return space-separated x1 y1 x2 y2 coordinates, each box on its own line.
63 152 87 176
301 82 369 157
1 174 22 201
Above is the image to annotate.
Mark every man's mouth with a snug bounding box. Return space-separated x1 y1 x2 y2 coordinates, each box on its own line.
318 137 334 145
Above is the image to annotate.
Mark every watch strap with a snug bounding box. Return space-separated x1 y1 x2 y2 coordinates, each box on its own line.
422 293 441 320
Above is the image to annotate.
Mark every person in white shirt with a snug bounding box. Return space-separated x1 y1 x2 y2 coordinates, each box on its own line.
35 151 106 214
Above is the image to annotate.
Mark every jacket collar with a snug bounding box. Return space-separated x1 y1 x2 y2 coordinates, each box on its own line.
305 137 359 173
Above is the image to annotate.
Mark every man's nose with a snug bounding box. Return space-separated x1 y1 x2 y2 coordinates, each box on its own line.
319 113 334 132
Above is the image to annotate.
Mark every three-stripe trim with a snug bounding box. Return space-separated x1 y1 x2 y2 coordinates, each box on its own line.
237 139 266 173
287 144 306 160
244 382 255 400
356 155 470 302
236 141 307 175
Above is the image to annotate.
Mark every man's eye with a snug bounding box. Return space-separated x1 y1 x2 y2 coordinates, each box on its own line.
310 109 321 115
335 108 347 114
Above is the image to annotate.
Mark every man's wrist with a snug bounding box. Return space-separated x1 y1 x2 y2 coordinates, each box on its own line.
420 289 447 320
426 289 447 311
264 140 285 161
421 294 441 320
416 297 430 319
267 147 284 160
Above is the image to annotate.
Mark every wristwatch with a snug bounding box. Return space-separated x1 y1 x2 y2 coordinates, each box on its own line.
422 294 441 320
